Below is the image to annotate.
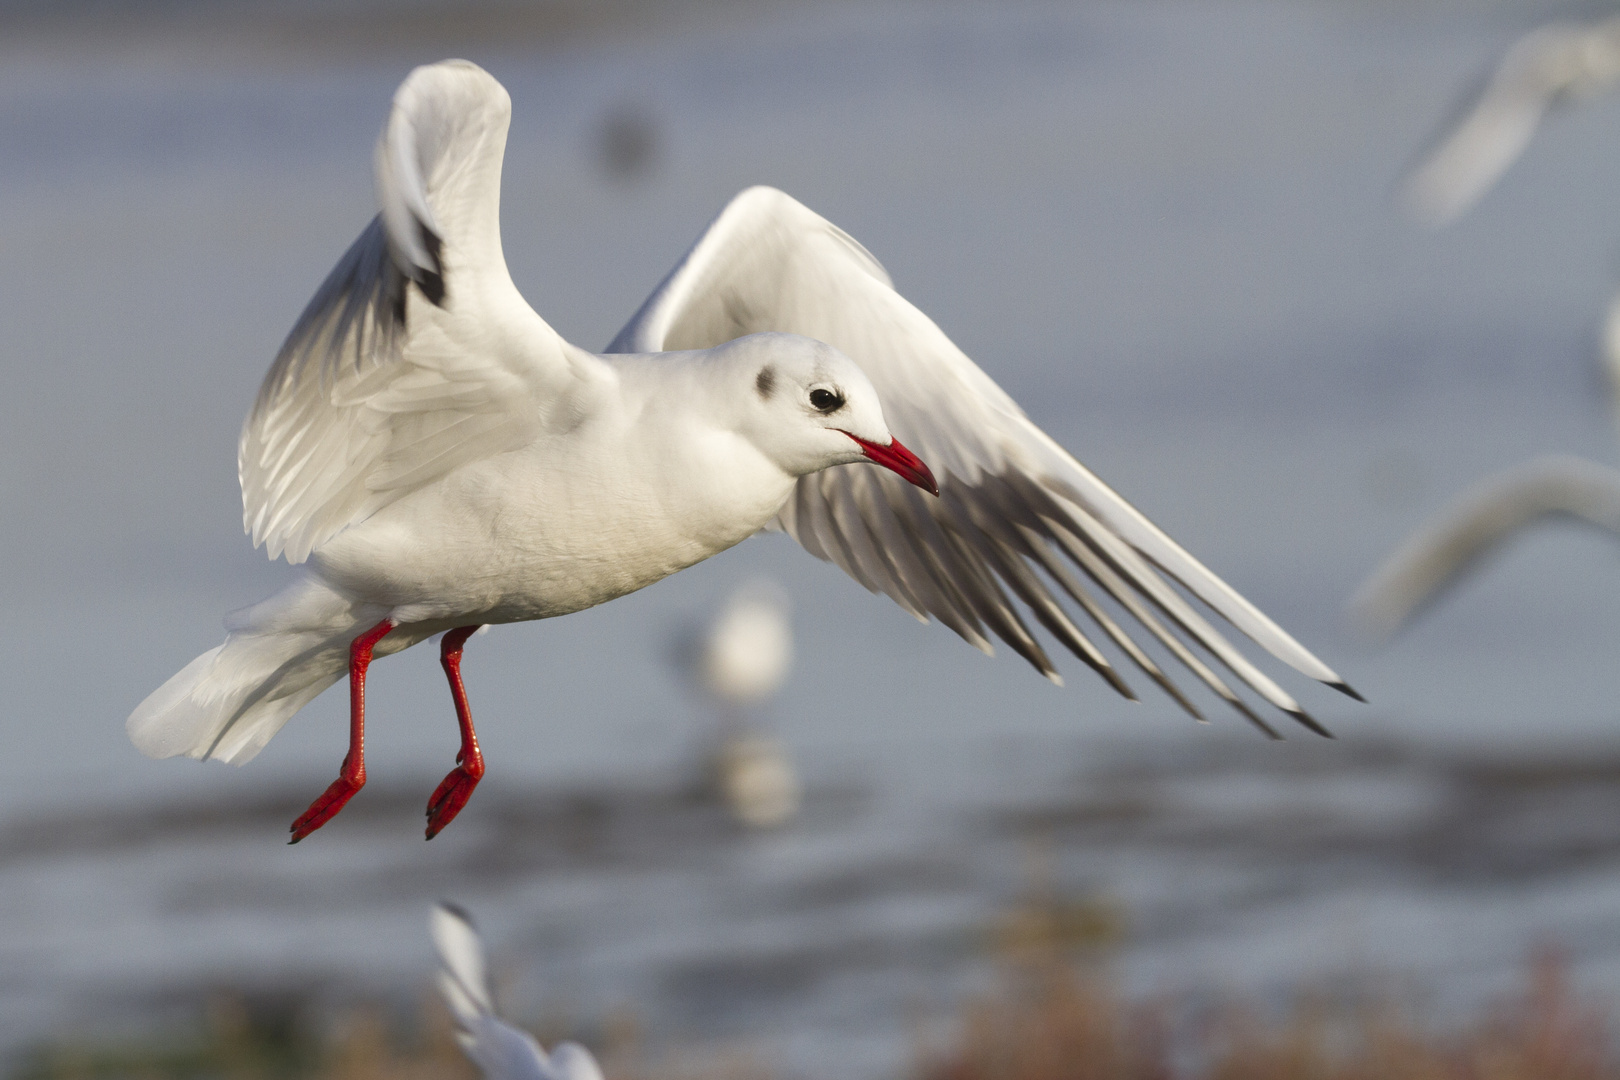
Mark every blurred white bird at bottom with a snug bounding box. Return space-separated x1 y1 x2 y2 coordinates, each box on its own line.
432 904 606 1080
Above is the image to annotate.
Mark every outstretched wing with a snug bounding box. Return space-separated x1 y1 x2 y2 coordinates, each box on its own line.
1352 455 1620 636
610 187 1354 736
241 60 601 563
1404 17 1620 227
432 904 582 1080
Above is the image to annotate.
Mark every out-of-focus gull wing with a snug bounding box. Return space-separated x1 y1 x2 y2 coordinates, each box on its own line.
1405 16 1620 227
241 61 602 563
610 186 1356 736
1352 454 1620 636
433 903 595 1080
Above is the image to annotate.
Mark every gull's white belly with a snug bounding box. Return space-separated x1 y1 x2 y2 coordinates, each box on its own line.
309 431 795 625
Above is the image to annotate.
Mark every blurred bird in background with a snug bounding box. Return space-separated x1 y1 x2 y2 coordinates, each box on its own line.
1403 11 1620 409
1355 15 1620 637
433 904 606 1080
1404 13 1620 230
688 580 800 829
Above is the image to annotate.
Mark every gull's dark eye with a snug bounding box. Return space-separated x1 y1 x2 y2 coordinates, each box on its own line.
809 388 844 412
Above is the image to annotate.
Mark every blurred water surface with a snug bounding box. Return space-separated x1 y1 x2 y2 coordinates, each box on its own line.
7 0 1620 1075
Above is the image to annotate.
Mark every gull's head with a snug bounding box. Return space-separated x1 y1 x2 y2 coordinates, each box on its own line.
723 333 937 495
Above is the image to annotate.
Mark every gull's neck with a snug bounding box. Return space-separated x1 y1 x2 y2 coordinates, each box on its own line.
596 348 800 539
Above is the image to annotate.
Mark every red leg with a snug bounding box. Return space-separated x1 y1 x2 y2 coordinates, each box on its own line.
425 624 486 839
289 618 394 844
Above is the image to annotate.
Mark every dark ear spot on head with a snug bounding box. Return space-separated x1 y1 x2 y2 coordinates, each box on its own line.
755 365 776 399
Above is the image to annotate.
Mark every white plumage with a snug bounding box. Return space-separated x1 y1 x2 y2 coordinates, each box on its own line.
433 904 606 1080
129 59 1352 843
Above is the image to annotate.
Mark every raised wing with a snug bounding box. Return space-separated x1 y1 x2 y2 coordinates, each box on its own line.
1352 455 1620 637
1405 17 1620 227
610 187 1355 736
433 904 588 1080
241 60 597 563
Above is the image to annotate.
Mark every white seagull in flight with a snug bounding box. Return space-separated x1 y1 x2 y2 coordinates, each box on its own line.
433 903 606 1080
128 60 1356 843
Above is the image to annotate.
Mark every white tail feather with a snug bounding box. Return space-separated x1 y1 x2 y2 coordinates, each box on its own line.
127 574 375 765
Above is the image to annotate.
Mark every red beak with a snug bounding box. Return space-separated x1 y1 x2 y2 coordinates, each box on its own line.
844 433 939 496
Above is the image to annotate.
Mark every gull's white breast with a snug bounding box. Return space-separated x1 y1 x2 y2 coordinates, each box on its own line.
310 371 799 625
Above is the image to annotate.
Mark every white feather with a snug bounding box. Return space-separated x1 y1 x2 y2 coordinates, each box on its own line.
611 186 1354 731
431 904 606 1080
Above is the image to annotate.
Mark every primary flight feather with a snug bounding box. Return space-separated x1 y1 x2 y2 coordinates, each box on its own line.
129 60 1354 843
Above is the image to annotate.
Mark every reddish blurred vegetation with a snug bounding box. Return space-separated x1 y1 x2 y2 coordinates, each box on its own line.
918 951 1616 1080
13 951 1618 1080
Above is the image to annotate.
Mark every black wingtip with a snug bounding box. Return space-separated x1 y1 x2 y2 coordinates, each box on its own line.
415 217 448 308
417 269 446 307
1230 699 1283 740
1149 673 1205 724
1100 665 1137 703
437 900 475 926
1329 681 1367 704
1288 708 1335 739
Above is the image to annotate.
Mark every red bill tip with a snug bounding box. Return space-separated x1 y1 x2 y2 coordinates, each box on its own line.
844 433 940 496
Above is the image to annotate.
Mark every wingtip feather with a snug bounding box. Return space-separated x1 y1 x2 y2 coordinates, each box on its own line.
1287 708 1335 739
1329 681 1366 704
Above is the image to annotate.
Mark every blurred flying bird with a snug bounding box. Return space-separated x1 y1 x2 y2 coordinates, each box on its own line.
433 904 606 1080
1358 16 1620 636
1404 11 1620 434
1404 14 1620 228
1352 455 1620 636
129 60 1354 844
